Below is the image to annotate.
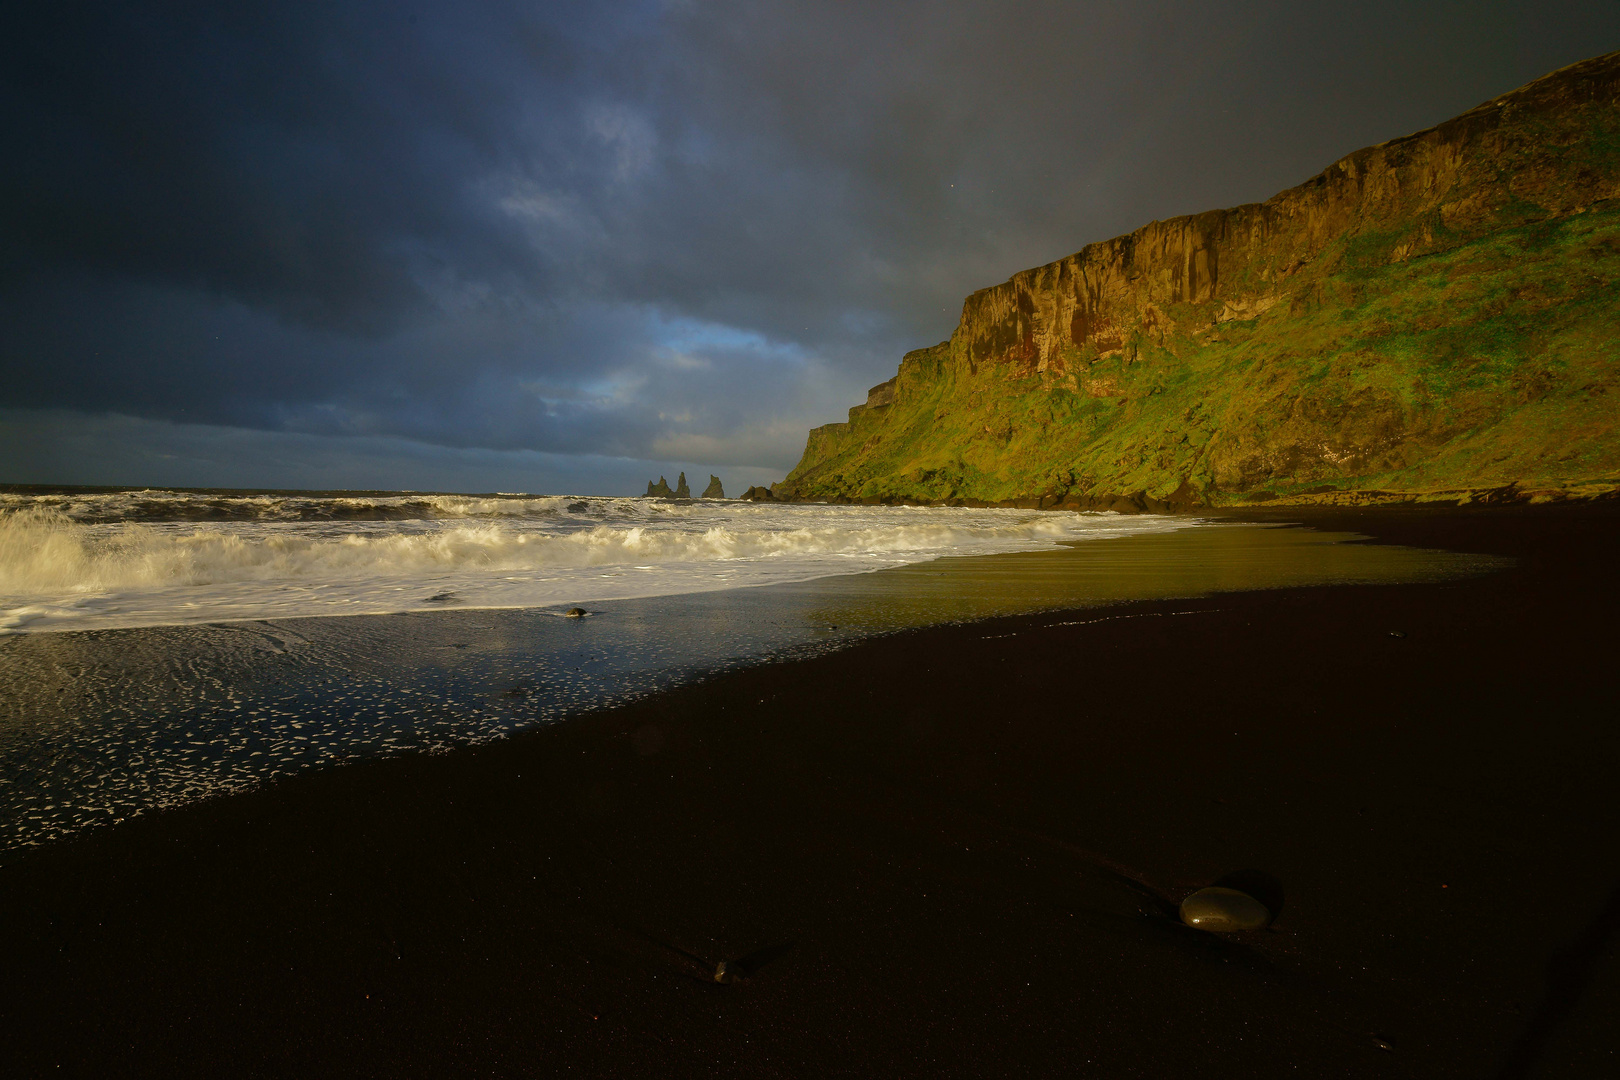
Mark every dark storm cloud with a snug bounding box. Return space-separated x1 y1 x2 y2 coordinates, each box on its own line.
3 0 1619 487
2 0 594 325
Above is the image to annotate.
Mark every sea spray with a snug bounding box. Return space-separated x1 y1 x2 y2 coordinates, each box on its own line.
0 492 1193 633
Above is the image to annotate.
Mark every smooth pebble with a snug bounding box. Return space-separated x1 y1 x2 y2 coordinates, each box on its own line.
1179 886 1272 931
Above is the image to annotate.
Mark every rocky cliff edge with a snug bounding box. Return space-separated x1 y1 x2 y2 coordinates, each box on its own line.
778 51 1620 510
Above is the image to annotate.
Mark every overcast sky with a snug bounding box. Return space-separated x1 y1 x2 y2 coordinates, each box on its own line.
3 1 1617 494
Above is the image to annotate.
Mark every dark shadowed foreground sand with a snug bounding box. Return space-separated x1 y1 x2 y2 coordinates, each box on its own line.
1 506 1617 1078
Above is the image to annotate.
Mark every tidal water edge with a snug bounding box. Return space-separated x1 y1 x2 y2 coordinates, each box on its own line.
0 496 1501 860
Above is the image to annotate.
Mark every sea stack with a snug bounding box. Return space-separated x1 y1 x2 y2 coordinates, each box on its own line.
702 475 725 499
675 472 691 499
646 476 674 497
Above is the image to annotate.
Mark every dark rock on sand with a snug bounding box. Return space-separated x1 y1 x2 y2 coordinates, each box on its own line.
702 475 725 499
1180 886 1273 931
564 608 588 618
713 941 795 984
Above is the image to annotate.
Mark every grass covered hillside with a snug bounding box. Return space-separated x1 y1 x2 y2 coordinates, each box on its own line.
778 52 1620 509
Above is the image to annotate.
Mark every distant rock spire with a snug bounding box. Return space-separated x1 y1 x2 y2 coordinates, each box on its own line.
702 474 725 498
675 472 691 499
646 476 674 497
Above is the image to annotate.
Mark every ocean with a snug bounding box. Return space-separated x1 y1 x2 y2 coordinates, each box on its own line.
0 488 1186 633
0 487 1496 859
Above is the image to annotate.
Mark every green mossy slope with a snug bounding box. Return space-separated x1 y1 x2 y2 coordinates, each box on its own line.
780 53 1620 509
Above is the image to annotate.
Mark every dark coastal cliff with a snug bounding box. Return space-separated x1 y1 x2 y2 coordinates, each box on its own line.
780 51 1620 509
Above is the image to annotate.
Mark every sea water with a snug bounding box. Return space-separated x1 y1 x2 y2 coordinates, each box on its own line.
0 488 1499 859
0 489 1185 633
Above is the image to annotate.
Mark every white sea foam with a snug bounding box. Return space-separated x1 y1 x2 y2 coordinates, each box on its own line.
0 493 1195 632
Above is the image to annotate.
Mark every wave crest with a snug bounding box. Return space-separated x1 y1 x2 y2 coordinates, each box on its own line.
0 506 1093 593
0 496 1196 631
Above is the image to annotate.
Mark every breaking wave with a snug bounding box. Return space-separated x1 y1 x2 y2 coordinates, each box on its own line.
0 489 616 524
0 491 1194 632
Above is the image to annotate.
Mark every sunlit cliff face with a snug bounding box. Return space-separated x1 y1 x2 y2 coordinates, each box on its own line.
780 52 1620 506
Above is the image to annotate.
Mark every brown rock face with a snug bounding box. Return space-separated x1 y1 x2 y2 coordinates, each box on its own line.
777 51 1620 508
954 54 1620 382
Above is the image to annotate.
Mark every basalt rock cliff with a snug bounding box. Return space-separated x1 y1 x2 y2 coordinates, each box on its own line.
779 51 1620 509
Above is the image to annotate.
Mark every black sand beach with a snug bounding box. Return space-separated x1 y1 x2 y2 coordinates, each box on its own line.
2 505 1617 1077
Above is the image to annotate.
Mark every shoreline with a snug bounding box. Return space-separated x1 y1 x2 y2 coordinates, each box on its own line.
2 503 1617 1076
745 481 1620 512
0 496 1189 636
0 517 1487 857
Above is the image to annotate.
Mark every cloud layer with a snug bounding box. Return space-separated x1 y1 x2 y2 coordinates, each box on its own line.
3 1 1617 491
